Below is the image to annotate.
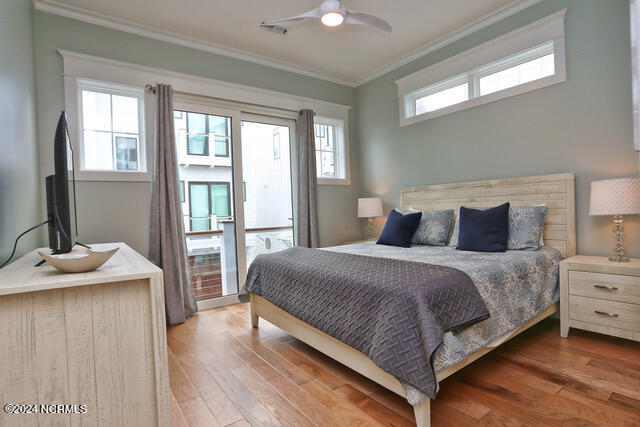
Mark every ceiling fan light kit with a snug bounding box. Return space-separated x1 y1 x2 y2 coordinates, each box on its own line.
321 12 344 27
260 0 392 34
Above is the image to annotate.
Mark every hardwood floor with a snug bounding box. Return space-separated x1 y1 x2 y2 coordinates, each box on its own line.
167 303 640 426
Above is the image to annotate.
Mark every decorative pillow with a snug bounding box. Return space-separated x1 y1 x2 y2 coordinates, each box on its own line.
457 203 510 252
377 210 422 248
396 208 454 246
448 204 547 249
507 205 548 250
447 210 461 247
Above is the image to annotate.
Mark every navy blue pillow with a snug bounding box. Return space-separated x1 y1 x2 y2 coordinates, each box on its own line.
457 203 510 252
377 210 422 248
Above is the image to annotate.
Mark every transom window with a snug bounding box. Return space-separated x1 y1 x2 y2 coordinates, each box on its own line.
408 42 555 118
478 51 554 96
79 84 145 172
396 10 566 126
415 82 469 115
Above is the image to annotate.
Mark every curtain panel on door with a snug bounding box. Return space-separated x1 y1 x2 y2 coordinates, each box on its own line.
149 84 198 325
296 109 319 248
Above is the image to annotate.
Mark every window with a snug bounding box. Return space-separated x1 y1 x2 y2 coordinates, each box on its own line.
313 117 349 184
415 81 469 115
188 182 231 231
314 123 335 178
273 128 281 160
179 181 185 203
396 10 566 126
185 112 230 157
115 136 138 170
79 83 145 172
478 52 554 96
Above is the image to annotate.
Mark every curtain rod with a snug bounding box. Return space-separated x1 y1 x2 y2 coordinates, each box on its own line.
144 83 302 115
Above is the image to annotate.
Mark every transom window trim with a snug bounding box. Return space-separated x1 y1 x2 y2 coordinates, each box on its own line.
396 9 566 127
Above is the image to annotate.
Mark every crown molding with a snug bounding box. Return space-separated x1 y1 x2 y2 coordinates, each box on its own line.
355 0 545 86
33 0 357 87
58 49 351 118
35 0 543 88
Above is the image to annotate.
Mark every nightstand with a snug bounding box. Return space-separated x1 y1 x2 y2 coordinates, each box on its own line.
560 256 640 342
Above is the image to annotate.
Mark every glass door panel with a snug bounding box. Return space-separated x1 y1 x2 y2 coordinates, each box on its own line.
174 105 241 306
240 117 295 268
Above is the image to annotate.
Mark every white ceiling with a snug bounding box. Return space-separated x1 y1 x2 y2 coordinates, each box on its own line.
35 0 539 86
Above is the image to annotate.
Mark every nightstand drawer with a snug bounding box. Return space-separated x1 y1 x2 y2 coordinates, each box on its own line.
569 295 640 332
569 271 640 304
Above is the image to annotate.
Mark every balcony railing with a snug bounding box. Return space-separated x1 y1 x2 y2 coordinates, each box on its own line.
184 220 293 301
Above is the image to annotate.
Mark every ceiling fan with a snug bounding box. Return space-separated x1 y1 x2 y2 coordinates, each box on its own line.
260 0 392 34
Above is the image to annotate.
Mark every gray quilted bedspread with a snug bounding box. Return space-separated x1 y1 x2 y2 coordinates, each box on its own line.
240 246 490 400
329 242 561 404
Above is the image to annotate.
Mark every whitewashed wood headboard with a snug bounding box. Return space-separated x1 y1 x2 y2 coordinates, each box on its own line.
400 173 576 258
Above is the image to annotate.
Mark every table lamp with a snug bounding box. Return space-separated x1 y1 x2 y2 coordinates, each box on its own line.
589 178 640 262
358 197 383 239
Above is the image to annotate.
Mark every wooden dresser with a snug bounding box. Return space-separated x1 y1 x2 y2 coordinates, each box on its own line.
0 243 170 427
560 255 640 342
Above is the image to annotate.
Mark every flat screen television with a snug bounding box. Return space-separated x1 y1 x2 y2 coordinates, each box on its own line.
45 111 78 253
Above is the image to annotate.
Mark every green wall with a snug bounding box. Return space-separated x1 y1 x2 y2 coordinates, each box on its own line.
0 0 41 262
32 11 361 255
356 0 640 257
18 0 640 260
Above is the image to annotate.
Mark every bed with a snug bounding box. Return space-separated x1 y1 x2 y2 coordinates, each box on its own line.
248 173 576 427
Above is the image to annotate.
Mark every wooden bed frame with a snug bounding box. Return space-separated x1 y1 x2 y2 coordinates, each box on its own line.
249 173 576 426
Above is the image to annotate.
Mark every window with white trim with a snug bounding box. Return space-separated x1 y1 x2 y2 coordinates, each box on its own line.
396 10 566 126
407 42 555 117
77 81 147 173
314 117 349 184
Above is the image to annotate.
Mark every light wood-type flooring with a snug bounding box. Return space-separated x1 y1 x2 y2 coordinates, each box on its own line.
168 303 640 426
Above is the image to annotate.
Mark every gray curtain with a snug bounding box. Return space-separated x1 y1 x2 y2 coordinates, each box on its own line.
296 109 319 248
149 84 198 325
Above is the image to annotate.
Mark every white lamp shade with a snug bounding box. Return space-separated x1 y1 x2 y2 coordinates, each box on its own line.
589 178 640 216
358 197 383 218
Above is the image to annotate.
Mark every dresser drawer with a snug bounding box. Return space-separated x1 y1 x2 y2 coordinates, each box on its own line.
569 295 640 332
569 271 640 304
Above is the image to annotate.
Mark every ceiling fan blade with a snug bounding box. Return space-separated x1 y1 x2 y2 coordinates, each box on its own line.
345 11 392 32
262 7 322 26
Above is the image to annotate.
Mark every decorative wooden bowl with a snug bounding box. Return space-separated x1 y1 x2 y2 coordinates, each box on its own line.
38 247 119 273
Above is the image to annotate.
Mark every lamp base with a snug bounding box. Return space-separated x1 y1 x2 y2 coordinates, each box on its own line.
367 218 374 240
609 256 630 262
609 214 629 262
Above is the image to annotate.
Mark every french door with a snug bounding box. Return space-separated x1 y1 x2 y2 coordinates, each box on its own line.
174 96 295 309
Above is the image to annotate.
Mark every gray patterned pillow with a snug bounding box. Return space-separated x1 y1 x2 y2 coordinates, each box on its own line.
507 205 547 250
448 205 547 249
447 211 460 247
396 208 454 245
